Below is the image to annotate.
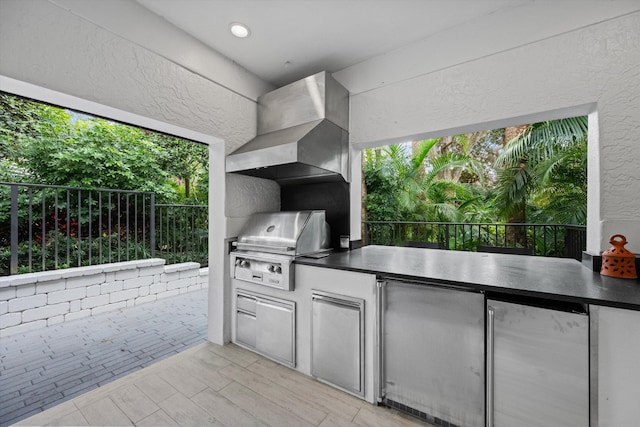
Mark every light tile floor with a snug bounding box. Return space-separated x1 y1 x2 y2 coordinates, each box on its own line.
16 342 433 427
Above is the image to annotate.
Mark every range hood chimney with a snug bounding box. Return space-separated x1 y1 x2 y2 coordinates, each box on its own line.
226 71 350 185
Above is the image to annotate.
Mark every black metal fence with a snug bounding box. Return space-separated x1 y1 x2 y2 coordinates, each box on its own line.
362 221 586 261
1 182 208 276
156 203 208 267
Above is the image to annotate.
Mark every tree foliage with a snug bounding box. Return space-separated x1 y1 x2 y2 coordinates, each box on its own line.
364 139 486 222
363 117 588 226
494 116 588 224
0 93 208 203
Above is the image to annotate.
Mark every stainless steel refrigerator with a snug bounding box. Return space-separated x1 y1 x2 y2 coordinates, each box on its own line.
380 279 486 427
486 299 589 427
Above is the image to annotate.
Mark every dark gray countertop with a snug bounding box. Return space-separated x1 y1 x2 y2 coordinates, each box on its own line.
295 245 640 310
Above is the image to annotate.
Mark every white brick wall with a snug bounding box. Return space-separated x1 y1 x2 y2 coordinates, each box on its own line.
0 287 16 301
123 275 153 290
23 302 69 322
110 289 139 303
0 261 209 337
16 285 35 297
0 312 21 328
115 269 139 281
92 301 126 315
36 281 65 294
82 295 110 310
8 294 47 312
48 288 86 304
101 281 123 294
150 283 167 294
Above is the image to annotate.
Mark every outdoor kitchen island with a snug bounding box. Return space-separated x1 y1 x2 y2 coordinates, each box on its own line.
292 245 640 427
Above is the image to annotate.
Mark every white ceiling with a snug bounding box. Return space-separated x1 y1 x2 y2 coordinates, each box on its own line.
135 0 535 87
133 0 640 89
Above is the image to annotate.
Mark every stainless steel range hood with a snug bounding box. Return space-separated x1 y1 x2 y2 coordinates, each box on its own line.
226 71 350 185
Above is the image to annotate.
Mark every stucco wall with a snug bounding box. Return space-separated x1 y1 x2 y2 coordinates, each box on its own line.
0 0 256 153
0 0 281 345
349 12 640 253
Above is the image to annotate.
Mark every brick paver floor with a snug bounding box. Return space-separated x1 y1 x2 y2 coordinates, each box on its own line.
0 289 208 426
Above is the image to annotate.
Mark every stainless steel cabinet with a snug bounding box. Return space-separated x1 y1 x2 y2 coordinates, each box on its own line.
256 298 295 364
486 299 589 427
311 291 364 396
380 279 485 427
235 290 295 367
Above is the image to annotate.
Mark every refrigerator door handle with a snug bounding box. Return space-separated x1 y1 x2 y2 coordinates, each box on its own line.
376 280 385 403
486 305 495 427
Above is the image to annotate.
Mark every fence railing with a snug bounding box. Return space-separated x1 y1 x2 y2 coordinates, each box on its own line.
156 203 208 267
362 221 586 261
1 182 208 276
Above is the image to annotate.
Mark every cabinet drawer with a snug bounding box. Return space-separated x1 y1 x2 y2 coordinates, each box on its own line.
236 311 256 348
237 294 257 314
235 289 296 367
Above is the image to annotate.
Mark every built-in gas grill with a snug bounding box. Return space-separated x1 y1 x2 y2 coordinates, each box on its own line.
230 210 332 291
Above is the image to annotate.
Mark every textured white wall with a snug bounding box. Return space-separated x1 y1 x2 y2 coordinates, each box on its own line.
349 12 640 253
0 0 256 153
0 0 281 345
48 0 273 101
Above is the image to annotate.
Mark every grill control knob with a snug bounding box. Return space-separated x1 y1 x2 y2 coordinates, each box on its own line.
240 260 250 268
275 266 282 274
235 259 242 266
267 264 275 273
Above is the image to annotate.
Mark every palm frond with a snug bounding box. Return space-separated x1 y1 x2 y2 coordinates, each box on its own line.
411 138 439 170
495 116 587 168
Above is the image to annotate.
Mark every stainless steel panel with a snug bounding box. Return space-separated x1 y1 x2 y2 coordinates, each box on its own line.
229 120 321 155
225 71 350 184
488 299 589 427
486 306 495 427
257 71 349 134
589 305 599 427
383 280 485 427
234 211 330 256
376 280 385 403
323 72 350 132
225 119 349 184
237 294 257 314
256 298 295 366
231 251 294 291
236 311 256 348
311 291 364 396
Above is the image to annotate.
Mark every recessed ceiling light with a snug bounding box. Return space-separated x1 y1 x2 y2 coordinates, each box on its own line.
230 23 251 38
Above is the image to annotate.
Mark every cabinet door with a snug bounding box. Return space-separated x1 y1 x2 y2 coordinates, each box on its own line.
488 300 589 427
311 294 363 396
255 299 295 365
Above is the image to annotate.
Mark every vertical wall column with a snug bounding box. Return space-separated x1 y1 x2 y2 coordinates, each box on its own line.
208 143 228 344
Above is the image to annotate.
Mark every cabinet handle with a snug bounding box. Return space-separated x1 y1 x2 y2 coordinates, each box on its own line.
376 280 385 402
312 294 362 309
257 299 293 313
486 306 495 427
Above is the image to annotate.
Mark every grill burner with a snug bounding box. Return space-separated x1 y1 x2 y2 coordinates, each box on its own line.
230 210 331 291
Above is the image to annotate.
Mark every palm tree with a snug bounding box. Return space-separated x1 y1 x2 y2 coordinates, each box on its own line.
493 116 588 225
364 138 486 222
